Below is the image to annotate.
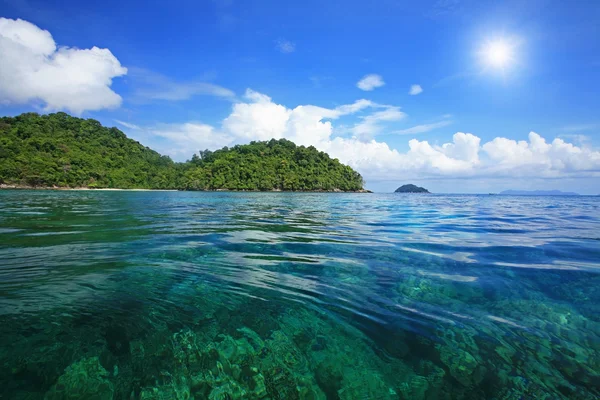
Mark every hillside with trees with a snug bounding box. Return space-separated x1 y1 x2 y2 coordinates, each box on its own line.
0 112 182 189
182 140 364 191
0 112 365 191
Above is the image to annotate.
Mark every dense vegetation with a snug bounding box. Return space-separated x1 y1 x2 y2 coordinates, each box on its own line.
183 140 364 191
0 112 365 191
0 112 181 189
395 184 429 193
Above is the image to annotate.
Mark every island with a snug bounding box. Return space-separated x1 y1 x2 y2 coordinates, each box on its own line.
500 190 580 196
394 184 430 193
0 112 367 192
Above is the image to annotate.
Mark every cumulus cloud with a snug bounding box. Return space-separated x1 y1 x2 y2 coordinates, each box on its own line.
0 18 126 114
148 123 234 159
222 89 376 146
217 94 600 180
327 131 600 182
409 84 423 95
482 132 600 177
318 132 481 181
275 38 295 54
357 74 385 91
123 89 600 183
222 90 291 142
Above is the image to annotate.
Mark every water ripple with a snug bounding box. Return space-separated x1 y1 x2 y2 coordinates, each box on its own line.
0 191 599 399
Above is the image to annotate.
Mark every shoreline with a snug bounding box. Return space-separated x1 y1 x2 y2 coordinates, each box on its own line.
0 184 371 193
0 184 177 192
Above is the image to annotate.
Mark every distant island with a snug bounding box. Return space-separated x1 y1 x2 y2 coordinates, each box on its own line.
0 112 366 192
500 190 580 196
395 184 430 193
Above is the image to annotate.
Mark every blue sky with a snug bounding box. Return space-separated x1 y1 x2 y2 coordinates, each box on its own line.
1 0 599 193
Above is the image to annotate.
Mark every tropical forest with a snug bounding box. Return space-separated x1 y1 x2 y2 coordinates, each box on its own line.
0 112 365 191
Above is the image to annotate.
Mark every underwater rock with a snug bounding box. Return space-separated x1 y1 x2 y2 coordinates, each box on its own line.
44 356 114 400
337 371 395 400
261 329 325 399
437 345 484 387
277 308 401 399
394 270 485 309
398 374 430 399
432 323 487 388
486 297 600 395
146 326 325 399
397 360 446 399
139 375 191 400
130 339 145 361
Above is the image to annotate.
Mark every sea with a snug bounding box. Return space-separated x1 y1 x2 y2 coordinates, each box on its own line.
0 190 598 399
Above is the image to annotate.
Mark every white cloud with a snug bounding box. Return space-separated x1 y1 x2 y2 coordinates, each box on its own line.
124 89 600 184
114 120 140 130
394 120 452 135
128 91 378 160
333 99 375 115
142 83 234 101
357 74 385 91
438 132 481 165
319 133 480 181
222 89 376 146
351 106 406 140
0 18 126 114
129 68 234 102
214 93 600 181
559 134 590 146
409 84 423 95
481 132 600 177
275 38 295 54
222 90 291 142
149 123 233 158
328 131 600 182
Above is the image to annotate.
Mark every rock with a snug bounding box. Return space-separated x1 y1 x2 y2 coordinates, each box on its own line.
394 184 430 193
438 346 483 387
337 371 394 400
45 356 114 400
139 376 191 400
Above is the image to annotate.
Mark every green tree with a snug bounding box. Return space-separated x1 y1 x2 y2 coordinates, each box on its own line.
0 112 365 191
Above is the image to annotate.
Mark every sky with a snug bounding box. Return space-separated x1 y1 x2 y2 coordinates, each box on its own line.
1 0 599 193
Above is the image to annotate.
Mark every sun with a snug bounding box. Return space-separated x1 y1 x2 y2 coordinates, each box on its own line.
485 41 511 67
479 38 517 70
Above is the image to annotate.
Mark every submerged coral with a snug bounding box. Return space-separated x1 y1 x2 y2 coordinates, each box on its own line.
45 357 114 400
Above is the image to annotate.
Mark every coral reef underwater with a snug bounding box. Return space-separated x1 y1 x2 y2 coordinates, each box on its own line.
2 260 598 400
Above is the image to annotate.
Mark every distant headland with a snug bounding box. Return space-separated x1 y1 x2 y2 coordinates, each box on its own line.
394 184 430 193
500 190 580 196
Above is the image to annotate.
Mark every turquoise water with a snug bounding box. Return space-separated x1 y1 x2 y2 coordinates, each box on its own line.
0 191 599 399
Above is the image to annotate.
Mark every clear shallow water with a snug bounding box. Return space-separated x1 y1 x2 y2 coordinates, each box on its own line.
0 191 599 399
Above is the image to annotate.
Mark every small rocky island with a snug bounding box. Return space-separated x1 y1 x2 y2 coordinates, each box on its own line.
394 184 430 193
